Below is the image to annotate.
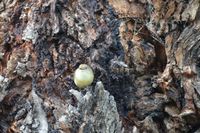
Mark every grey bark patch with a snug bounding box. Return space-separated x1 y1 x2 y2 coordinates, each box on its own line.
62 81 122 133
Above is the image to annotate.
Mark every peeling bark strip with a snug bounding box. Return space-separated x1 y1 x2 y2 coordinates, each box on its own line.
0 0 200 132
31 89 48 133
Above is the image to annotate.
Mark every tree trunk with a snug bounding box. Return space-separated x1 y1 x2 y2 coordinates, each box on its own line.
0 0 200 132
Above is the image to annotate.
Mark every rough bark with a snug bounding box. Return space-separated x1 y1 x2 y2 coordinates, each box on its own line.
0 0 200 133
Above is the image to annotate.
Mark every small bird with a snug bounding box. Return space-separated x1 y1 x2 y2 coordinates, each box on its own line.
74 64 94 89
